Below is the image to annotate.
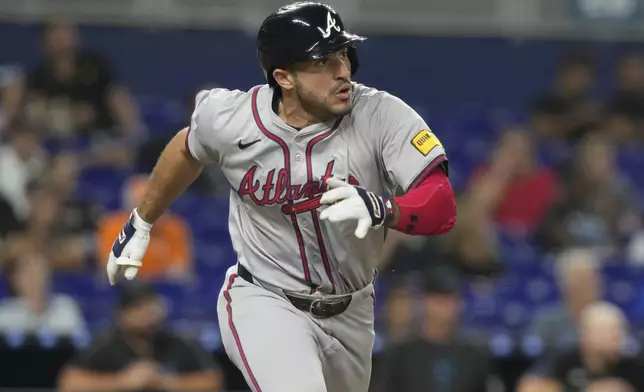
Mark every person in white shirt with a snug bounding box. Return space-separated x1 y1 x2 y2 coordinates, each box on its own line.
0 121 47 220
0 65 24 134
0 252 86 336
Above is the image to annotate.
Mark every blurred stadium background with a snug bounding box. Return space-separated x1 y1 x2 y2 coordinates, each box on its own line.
2 0 644 391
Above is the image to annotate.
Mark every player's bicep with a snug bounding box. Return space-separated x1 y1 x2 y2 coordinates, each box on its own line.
377 95 447 192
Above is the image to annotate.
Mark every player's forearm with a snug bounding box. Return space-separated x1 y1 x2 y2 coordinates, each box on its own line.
387 169 456 235
137 128 203 223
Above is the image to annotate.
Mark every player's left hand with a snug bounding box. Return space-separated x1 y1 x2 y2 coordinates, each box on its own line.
319 178 390 239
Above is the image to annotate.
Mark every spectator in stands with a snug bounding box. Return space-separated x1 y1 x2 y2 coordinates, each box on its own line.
518 302 642 392
0 120 47 221
0 196 21 242
25 20 141 169
58 282 222 392
376 192 503 349
6 155 102 270
528 249 603 350
0 252 86 336
380 278 415 344
26 20 142 138
379 193 503 280
531 52 599 142
467 128 559 237
97 174 193 281
584 379 637 392
536 133 640 257
46 154 103 269
604 53 644 143
0 65 25 134
377 229 441 277
586 379 635 392
373 263 496 392
22 154 101 269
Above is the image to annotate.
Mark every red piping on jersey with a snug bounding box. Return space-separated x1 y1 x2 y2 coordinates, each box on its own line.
407 154 447 191
305 124 341 294
392 165 456 235
251 87 315 291
224 273 263 392
184 126 193 156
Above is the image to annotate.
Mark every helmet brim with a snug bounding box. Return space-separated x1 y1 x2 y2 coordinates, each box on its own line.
305 32 366 60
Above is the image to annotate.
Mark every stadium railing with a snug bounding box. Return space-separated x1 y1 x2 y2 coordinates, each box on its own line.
0 0 643 40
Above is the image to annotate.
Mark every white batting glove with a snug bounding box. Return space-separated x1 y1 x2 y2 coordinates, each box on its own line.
319 178 391 239
106 208 152 285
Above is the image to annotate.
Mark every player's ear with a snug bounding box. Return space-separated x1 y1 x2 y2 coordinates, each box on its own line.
273 68 295 91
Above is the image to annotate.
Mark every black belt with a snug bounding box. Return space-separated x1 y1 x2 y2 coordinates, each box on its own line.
237 264 352 319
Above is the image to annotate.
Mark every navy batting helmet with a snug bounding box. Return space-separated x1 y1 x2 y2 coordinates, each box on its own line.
257 2 366 87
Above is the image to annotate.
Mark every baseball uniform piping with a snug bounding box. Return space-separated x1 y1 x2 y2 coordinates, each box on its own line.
224 273 263 392
251 86 314 290
407 154 447 191
305 122 341 294
184 126 194 157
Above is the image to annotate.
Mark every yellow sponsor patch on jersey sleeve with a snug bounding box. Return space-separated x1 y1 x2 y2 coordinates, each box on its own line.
410 129 442 156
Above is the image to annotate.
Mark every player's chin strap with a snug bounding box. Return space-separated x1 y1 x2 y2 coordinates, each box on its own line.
319 177 394 239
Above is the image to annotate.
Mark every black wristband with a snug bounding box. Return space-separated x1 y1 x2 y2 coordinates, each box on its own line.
355 187 386 227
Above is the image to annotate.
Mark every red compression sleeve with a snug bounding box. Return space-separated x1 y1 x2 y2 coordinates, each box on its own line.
391 169 456 235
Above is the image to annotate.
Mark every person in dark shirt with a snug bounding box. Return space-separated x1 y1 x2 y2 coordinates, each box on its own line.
518 302 643 392
58 282 222 392
8 156 102 270
530 52 599 142
535 133 639 257
0 65 24 135
0 196 21 240
605 52 644 144
372 263 495 392
585 378 635 392
27 20 142 139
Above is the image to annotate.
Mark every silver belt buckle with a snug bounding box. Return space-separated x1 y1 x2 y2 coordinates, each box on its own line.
309 299 324 318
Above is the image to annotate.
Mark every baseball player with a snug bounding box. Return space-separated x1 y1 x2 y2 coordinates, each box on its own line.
106 2 456 391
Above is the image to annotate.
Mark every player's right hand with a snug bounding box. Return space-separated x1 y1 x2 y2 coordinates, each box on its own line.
106 208 152 285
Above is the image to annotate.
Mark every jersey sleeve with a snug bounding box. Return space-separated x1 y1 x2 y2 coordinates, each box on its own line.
185 88 244 163
376 93 448 192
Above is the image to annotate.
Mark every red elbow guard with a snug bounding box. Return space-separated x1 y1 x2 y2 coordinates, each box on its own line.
392 169 456 235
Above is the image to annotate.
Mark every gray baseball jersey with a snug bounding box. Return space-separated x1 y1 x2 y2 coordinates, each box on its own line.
186 83 447 295
188 83 448 392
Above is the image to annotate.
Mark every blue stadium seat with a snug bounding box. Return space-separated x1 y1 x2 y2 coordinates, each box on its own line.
137 95 187 135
